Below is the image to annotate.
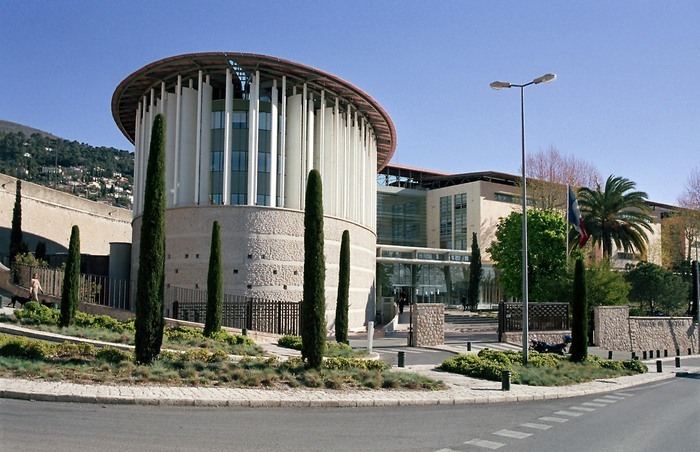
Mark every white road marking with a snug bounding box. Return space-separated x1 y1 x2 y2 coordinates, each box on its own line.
464 439 506 449
582 402 608 407
569 406 596 412
520 422 552 430
601 394 626 400
592 398 617 404
493 429 532 439
538 416 569 423
554 410 584 417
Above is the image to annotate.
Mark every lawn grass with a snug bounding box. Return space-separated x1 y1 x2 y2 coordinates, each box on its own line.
0 304 446 391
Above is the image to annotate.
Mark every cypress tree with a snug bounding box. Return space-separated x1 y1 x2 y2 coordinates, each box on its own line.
335 230 350 344
10 179 25 263
135 113 167 364
467 232 482 311
59 225 81 327
570 258 588 362
204 221 223 337
302 169 326 369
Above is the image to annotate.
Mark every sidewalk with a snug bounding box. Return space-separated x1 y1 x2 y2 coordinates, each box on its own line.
1 306 698 407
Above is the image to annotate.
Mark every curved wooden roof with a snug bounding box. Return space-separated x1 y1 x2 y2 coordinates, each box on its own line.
112 52 396 170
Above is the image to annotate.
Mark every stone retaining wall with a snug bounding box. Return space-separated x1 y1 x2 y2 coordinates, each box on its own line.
595 306 698 353
412 303 444 347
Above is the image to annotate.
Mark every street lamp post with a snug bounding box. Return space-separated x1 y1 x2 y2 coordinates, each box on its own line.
490 73 556 364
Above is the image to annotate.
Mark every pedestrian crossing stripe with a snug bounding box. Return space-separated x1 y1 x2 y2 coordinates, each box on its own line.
493 429 532 439
464 438 505 449
375 348 442 354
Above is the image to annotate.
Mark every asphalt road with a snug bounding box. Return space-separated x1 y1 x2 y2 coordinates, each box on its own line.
1 377 697 451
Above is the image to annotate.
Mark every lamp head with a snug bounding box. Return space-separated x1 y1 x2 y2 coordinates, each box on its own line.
533 73 556 84
490 81 512 90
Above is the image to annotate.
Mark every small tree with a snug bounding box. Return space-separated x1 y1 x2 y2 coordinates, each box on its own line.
335 230 350 344
204 221 223 337
59 225 81 327
10 179 28 264
570 258 588 362
135 113 167 364
467 232 482 311
302 169 326 369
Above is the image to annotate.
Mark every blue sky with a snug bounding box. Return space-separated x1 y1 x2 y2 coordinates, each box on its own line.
2 1 698 205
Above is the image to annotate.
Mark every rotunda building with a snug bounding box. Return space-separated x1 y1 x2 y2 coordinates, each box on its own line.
112 52 395 329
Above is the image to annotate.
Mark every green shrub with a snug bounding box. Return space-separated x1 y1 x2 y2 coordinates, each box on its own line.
0 337 48 359
440 352 516 382
622 359 648 373
164 325 203 341
323 357 388 371
278 335 303 350
96 346 133 363
14 301 60 325
74 312 134 333
51 342 96 359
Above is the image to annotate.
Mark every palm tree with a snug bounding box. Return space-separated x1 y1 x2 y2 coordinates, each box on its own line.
577 175 653 259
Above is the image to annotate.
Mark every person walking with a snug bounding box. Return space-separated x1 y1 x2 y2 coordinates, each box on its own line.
29 273 44 301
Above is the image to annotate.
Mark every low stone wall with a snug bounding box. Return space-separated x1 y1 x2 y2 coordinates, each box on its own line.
595 306 698 353
501 331 570 347
412 303 444 347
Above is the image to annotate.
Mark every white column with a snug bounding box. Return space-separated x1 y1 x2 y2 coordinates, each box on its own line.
334 100 341 216
199 77 212 204
194 70 203 204
159 83 166 115
279 76 287 207
284 93 302 210
306 89 314 175
133 104 141 217
247 71 260 206
269 79 278 208
223 68 232 205
318 90 325 173
173 75 182 205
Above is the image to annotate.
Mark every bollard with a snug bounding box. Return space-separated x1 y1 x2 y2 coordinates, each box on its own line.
501 370 511 391
608 351 613 360
367 321 374 354
675 356 681 368
664 350 668 358
643 351 647 360
467 342 472 352
241 328 247 336
398 351 405 368
656 360 663 373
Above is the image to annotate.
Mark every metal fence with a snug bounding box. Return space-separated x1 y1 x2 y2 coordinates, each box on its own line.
169 286 301 335
14 263 131 310
498 302 569 340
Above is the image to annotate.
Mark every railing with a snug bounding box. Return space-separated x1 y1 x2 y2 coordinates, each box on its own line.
498 302 569 341
169 286 301 336
14 263 131 310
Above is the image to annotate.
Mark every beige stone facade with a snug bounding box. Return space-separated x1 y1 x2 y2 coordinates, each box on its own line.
131 205 377 329
411 303 444 347
594 306 698 353
0 173 132 261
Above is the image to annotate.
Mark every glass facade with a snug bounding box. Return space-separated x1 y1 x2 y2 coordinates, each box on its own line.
376 187 427 247
439 192 468 250
439 196 452 249
210 102 280 206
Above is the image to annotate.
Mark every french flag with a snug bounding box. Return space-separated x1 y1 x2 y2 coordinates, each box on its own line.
568 186 589 247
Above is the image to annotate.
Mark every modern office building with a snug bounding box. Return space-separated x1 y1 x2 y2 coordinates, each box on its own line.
112 52 396 329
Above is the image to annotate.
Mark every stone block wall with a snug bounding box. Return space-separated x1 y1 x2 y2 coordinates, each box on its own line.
412 303 444 347
595 306 699 353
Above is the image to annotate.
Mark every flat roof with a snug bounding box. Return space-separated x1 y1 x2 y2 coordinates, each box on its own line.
112 52 396 170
